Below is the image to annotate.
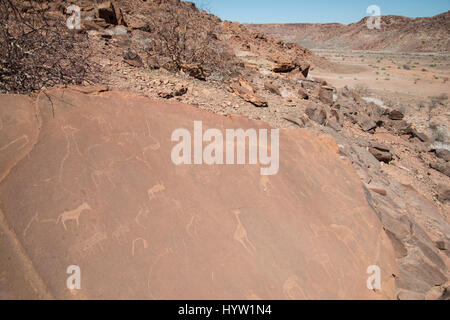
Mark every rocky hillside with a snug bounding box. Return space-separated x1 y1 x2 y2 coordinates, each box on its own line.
249 11 450 52
0 0 449 300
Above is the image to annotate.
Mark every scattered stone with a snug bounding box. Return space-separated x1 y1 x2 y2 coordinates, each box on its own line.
298 87 309 100
318 86 334 105
435 149 450 162
383 119 410 135
409 127 429 142
272 62 296 73
181 64 207 81
83 20 104 32
147 57 160 70
238 77 256 93
123 51 143 68
264 82 281 96
369 145 393 163
98 1 126 26
410 138 429 153
298 63 310 78
305 102 327 125
430 162 450 177
326 117 342 131
389 110 405 120
435 238 448 251
359 115 378 132
436 184 450 202
370 188 388 196
283 115 307 128
301 80 320 92
158 84 188 99
229 83 268 108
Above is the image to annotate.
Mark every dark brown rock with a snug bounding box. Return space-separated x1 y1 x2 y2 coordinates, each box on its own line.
369 147 393 163
97 1 126 26
435 149 450 162
389 110 405 120
272 62 296 73
298 63 310 78
436 239 449 251
431 162 450 177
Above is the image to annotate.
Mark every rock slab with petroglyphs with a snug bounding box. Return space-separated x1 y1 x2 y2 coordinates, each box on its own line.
0 87 398 299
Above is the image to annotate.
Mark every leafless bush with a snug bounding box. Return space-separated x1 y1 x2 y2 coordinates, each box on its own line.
0 0 94 93
144 2 231 80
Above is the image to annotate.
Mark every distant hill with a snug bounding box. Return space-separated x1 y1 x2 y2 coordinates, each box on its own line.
249 11 450 52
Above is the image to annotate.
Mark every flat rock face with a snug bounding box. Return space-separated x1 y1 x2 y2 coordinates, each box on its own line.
0 88 397 299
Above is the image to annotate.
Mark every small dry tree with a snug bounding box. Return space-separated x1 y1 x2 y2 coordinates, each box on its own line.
0 0 94 93
145 2 232 80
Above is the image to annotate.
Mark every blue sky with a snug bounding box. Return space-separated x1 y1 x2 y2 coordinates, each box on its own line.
190 0 450 24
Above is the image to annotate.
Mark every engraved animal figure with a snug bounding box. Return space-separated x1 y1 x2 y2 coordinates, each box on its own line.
57 203 92 230
148 183 166 200
232 210 256 255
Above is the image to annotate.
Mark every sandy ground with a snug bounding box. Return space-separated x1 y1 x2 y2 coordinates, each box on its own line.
311 49 450 106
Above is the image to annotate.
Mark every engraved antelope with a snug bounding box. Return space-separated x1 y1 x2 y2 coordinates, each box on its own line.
57 202 92 230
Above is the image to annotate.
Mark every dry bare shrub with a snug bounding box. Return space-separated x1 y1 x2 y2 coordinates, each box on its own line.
144 2 232 80
0 0 95 93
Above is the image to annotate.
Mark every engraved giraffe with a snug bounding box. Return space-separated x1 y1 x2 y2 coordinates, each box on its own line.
57 202 92 230
232 209 256 255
